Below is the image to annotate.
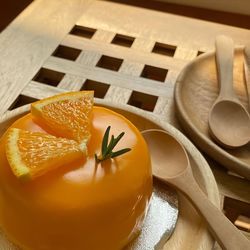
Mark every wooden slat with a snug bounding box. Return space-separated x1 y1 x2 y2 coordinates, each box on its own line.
58 50 101 90
57 74 85 91
43 56 174 98
105 85 131 104
132 37 155 52
77 1 250 51
164 69 180 85
105 36 155 104
62 34 186 70
0 0 93 115
59 29 115 91
92 29 115 43
154 96 177 124
104 61 137 104
57 51 86 91
174 46 199 60
22 81 66 99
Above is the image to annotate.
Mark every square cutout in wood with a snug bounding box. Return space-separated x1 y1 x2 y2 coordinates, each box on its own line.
81 79 110 98
128 91 158 112
223 196 250 232
52 45 81 61
96 55 123 71
197 51 204 56
152 42 176 57
33 68 65 86
111 34 135 47
141 65 168 82
70 25 96 39
8 95 38 110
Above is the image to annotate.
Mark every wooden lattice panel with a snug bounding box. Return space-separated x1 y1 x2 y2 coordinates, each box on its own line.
0 0 250 244
17 27 187 116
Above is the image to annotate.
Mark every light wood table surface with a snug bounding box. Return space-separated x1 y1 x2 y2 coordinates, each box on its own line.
0 0 249 248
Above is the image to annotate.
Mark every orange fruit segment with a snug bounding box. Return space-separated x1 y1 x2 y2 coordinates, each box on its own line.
31 91 94 150
5 128 85 180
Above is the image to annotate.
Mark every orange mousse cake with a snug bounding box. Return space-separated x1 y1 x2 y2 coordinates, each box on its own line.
0 91 152 250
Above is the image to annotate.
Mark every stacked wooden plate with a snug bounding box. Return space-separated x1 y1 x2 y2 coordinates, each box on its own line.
175 48 250 180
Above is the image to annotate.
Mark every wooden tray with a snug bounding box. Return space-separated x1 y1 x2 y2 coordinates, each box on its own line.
175 48 250 180
0 100 220 249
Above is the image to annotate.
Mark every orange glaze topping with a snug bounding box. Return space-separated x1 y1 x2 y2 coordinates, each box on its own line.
0 106 152 250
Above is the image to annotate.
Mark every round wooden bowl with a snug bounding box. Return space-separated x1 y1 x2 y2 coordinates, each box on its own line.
175 48 250 180
0 100 220 250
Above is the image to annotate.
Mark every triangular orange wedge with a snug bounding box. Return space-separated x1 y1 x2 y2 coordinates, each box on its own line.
5 128 85 180
31 91 94 150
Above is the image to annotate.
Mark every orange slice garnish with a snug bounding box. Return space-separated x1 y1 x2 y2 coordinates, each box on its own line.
5 128 85 180
31 91 94 150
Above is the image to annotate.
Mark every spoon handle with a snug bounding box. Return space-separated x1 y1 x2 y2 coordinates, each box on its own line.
244 45 250 108
169 170 250 250
215 35 236 100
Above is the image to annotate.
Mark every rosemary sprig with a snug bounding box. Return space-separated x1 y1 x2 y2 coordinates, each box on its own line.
95 126 131 163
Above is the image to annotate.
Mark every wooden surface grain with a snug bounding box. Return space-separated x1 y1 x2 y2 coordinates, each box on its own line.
0 0 249 248
0 0 93 114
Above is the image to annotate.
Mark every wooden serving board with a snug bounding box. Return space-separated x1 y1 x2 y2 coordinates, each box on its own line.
175 48 250 180
0 101 220 250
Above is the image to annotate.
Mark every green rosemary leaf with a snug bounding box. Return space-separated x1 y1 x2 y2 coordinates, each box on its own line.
102 126 111 155
105 135 115 156
110 135 115 146
95 126 132 164
111 132 125 150
111 148 131 158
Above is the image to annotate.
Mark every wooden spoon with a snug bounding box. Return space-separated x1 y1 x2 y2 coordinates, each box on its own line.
208 35 250 148
142 129 250 250
244 45 250 108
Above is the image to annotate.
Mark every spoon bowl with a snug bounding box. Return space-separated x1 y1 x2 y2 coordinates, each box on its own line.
142 129 250 250
209 100 250 148
142 129 189 179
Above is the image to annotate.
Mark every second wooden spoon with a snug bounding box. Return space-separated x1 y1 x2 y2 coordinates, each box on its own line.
142 129 250 250
208 35 250 148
